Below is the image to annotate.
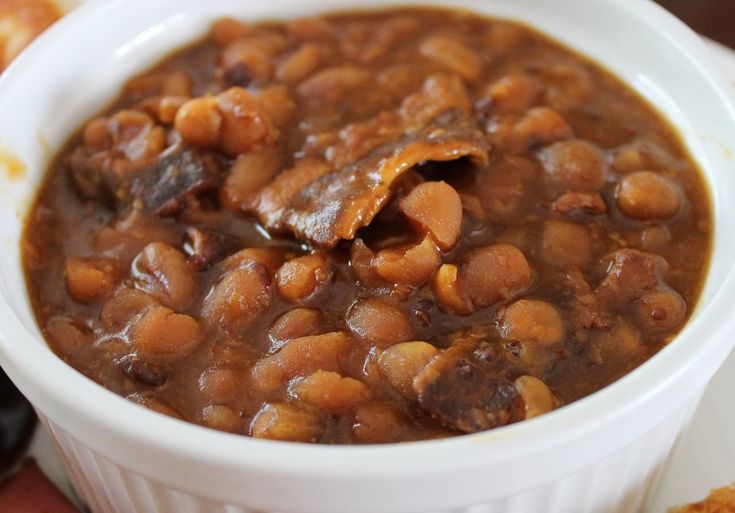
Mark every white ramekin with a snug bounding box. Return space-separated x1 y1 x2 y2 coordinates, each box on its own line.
1 1 734 512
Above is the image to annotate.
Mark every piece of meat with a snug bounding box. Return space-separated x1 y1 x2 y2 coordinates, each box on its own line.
565 268 615 332
252 109 488 247
131 150 222 215
596 249 667 303
70 148 223 216
0 459 79 513
414 343 524 433
185 227 240 271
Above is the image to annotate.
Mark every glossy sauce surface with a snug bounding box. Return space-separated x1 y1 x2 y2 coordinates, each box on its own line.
23 8 711 443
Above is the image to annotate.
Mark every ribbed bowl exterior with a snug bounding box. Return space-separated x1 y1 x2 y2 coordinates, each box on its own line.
38 394 699 513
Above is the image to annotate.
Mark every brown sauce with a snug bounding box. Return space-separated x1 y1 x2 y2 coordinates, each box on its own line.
22 7 711 443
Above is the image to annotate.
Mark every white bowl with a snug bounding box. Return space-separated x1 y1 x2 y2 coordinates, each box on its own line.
1 1 735 512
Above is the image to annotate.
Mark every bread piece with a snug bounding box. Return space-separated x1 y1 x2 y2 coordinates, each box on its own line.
670 484 735 513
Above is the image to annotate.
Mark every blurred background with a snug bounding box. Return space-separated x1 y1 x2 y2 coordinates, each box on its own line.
656 0 735 49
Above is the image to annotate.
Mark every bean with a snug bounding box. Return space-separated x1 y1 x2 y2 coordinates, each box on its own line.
510 107 573 151
217 87 279 156
475 155 539 221
617 171 681 220
286 17 333 41
399 181 463 251
419 36 482 80
202 264 271 335
346 298 413 349
65 258 116 304
483 74 540 113
136 242 197 312
174 96 222 150
400 74 471 128
268 308 325 351
593 317 646 360
352 402 412 443
497 299 565 346
251 332 351 392
202 405 242 433
542 220 593 268
514 376 559 419
297 66 371 103
350 239 380 286
458 245 533 309
634 287 687 334
611 141 673 174
161 71 192 97
553 191 608 215
251 402 324 442
109 110 167 166
130 305 203 362
221 39 275 83
539 140 606 191
221 145 282 211
155 96 189 125
45 317 93 355
253 85 297 128
431 264 471 315
275 254 333 303
378 341 438 398
276 43 323 84
127 392 184 420
199 367 241 403
222 248 284 274
210 18 254 46
83 117 111 148
373 236 441 286
290 371 370 412
100 288 158 332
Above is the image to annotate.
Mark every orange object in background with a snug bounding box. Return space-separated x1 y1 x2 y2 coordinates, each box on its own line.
0 0 60 72
670 485 735 513
0 460 78 513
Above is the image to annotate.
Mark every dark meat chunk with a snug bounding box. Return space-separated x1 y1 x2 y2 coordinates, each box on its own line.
565 269 615 332
185 227 240 270
596 249 667 303
252 109 489 248
414 344 524 433
131 150 222 216
69 147 223 216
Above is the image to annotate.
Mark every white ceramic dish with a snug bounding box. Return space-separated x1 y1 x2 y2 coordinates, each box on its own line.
1 1 735 513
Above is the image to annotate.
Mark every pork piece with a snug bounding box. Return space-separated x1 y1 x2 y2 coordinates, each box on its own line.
185 227 240 271
595 249 667 303
252 108 488 247
71 148 223 216
130 150 223 215
565 268 615 332
414 343 524 433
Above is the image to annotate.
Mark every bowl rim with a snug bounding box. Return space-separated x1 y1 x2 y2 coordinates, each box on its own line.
1 0 735 487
